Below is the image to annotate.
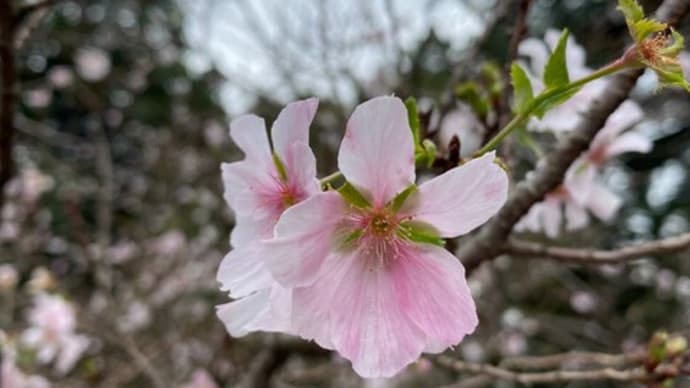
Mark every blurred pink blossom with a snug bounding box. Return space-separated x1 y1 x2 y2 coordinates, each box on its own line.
261 96 508 377
516 100 650 237
19 167 54 204
438 104 485 157
181 369 219 388
48 66 74 88
1 348 51 388
21 294 90 374
216 98 320 337
74 48 111 82
150 230 187 256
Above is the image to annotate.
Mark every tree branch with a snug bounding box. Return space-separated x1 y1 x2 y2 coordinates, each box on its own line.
436 355 647 384
457 0 690 273
500 350 646 370
506 233 690 264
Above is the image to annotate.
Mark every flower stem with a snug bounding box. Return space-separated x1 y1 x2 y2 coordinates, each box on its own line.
320 171 343 187
475 60 630 156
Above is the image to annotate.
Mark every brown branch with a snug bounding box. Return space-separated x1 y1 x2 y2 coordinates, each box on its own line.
0 1 16 210
457 0 690 273
436 356 647 385
500 350 646 370
506 233 690 264
14 0 58 29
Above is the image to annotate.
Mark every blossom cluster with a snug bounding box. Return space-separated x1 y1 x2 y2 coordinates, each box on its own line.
216 96 509 377
515 30 653 237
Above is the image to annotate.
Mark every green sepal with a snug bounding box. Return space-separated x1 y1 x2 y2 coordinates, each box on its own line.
398 221 445 247
272 153 288 182
387 184 417 213
405 97 421 146
543 29 570 89
338 229 363 250
510 63 534 114
337 181 370 209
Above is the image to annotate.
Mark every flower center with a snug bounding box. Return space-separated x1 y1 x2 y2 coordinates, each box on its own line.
370 213 394 236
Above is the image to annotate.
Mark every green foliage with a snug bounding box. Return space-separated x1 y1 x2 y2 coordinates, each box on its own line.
543 29 570 89
415 139 437 168
337 181 370 208
455 82 490 118
617 0 644 24
510 63 534 114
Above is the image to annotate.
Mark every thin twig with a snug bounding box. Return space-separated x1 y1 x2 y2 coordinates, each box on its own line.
500 350 646 370
506 233 690 264
457 0 690 273
436 356 647 385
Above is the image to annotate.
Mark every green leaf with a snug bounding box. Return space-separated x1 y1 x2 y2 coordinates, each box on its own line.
414 139 437 168
543 29 570 89
617 0 644 24
455 82 490 117
387 184 417 212
398 221 444 247
510 63 534 114
405 97 421 145
533 86 581 118
661 28 685 56
272 153 288 182
337 181 370 209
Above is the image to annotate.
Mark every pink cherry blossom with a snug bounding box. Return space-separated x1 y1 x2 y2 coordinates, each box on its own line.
1 347 51 388
516 102 650 237
262 96 509 378
21 294 90 374
216 98 320 337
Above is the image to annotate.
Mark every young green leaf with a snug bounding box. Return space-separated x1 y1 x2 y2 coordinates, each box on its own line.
617 0 644 24
405 97 421 145
510 63 534 114
543 29 570 89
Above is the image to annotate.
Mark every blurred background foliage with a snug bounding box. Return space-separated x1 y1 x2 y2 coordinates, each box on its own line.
2 0 690 386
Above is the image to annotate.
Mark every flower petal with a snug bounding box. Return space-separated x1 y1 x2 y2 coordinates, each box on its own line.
263 191 346 287
338 96 415 206
604 132 652 158
221 161 275 220
565 201 589 230
271 98 318 162
216 289 272 337
391 245 478 354
229 216 273 248
585 183 622 222
283 141 320 198
229 114 271 163
542 197 562 238
217 245 274 298
326 254 426 378
407 152 508 238
591 100 643 150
